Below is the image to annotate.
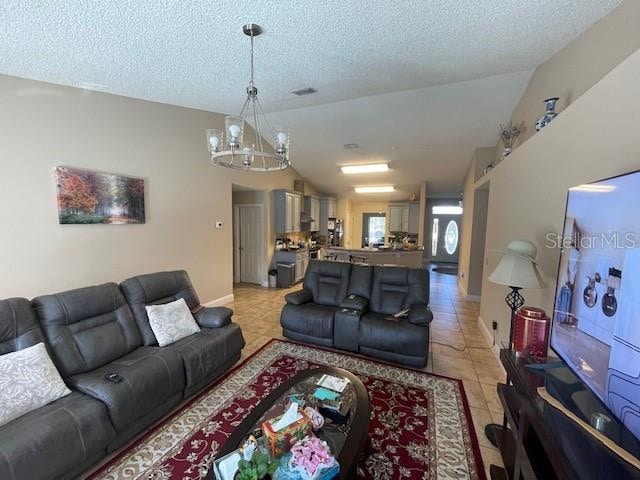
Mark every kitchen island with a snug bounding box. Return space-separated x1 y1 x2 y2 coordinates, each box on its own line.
321 247 424 268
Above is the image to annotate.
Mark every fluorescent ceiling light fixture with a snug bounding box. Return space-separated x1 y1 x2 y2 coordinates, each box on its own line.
569 184 616 193
341 163 389 174
354 186 395 193
432 206 463 215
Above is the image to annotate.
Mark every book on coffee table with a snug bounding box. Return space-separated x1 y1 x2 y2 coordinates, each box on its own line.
316 374 348 393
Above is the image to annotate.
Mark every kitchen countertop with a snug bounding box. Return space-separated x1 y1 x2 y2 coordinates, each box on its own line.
323 246 423 253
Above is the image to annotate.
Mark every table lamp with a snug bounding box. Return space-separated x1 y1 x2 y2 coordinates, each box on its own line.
484 239 546 447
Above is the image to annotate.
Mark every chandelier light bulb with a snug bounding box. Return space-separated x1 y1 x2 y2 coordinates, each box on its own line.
209 136 220 148
277 132 288 145
229 124 241 139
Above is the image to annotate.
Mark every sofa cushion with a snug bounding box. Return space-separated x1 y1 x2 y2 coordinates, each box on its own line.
66 346 185 432
359 312 429 357
163 323 245 389
146 298 201 347
281 303 336 339
120 270 202 346
0 342 71 427
347 264 373 300
32 283 142 378
369 266 429 315
0 297 44 355
303 261 351 307
0 391 115 480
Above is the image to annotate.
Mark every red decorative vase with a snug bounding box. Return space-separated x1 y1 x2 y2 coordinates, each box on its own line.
513 306 550 361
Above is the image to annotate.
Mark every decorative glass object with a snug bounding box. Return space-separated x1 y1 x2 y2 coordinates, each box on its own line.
535 97 559 131
206 129 223 153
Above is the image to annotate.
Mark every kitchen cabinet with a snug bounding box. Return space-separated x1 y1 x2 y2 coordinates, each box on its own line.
319 197 337 237
274 190 302 233
304 196 320 232
388 203 409 232
408 201 420 234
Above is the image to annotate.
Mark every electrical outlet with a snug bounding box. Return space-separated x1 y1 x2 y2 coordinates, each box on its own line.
492 321 498 331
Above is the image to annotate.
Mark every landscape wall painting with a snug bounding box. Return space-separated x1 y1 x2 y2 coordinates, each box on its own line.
55 166 145 224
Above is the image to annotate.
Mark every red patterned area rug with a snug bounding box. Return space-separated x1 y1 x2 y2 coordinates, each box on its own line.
90 340 486 480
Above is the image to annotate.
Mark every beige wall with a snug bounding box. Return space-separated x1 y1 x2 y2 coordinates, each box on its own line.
0 74 316 301
504 0 640 151
480 46 640 346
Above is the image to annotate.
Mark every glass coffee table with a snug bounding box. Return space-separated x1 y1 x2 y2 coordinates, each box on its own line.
213 366 370 479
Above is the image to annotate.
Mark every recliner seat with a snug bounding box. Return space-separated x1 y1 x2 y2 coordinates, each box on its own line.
32 283 185 450
0 298 115 480
120 270 245 397
280 261 352 346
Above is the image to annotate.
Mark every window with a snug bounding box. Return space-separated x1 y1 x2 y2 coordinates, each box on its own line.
432 205 463 215
444 220 459 255
368 216 386 245
431 218 439 256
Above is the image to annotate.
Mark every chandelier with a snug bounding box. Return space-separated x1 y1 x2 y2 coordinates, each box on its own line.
206 24 290 172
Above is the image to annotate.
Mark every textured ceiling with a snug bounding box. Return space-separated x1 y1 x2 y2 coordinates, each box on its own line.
0 0 621 114
269 70 532 200
0 1 622 197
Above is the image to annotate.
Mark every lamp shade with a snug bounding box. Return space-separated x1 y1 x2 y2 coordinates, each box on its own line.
488 240 546 289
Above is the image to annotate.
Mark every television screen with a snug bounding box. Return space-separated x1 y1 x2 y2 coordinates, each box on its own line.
552 170 640 441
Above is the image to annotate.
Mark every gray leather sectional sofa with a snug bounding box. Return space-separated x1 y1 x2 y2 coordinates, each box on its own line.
281 260 433 367
0 271 244 480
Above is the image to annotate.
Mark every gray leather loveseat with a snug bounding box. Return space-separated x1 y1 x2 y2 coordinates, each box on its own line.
0 270 244 480
281 260 433 367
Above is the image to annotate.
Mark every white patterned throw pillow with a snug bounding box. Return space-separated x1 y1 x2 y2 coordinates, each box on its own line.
0 342 71 427
146 298 201 347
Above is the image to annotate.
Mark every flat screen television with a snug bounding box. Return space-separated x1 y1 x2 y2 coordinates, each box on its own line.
552 170 640 442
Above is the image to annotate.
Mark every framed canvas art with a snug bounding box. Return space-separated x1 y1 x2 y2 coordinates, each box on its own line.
55 166 145 224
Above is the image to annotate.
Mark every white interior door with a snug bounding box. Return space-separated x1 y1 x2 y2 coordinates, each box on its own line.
239 205 262 284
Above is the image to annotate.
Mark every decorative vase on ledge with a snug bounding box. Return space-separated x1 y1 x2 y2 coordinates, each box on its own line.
535 97 559 131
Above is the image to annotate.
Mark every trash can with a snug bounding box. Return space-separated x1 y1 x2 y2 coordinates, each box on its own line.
277 263 295 288
268 269 278 288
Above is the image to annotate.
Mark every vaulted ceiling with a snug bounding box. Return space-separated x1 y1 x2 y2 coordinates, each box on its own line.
1 0 622 199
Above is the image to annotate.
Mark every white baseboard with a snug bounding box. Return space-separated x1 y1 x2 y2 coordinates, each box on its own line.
457 280 481 302
477 315 500 357
204 293 235 307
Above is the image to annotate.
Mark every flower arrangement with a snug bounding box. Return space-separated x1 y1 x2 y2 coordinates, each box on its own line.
499 122 521 158
288 436 337 477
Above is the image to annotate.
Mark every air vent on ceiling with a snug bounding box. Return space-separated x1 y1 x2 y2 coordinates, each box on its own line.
343 143 360 150
291 87 317 96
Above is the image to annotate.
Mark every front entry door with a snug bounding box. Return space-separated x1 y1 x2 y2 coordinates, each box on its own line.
430 213 461 263
239 205 262 284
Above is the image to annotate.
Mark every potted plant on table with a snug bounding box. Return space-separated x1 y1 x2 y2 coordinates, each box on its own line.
235 451 278 480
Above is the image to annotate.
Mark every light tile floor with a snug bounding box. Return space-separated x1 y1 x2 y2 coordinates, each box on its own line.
227 268 506 478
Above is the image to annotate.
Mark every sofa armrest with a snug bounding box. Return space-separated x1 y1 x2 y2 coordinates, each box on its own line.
408 304 433 326
285 289 313 305
193 306 233 328
339 294 368 312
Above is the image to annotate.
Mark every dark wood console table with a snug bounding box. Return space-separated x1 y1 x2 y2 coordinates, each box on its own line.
490 348 640 480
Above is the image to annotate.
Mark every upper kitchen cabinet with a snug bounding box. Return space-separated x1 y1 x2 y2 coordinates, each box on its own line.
274 190 303 233
304 195 320 232
388 203 409 232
